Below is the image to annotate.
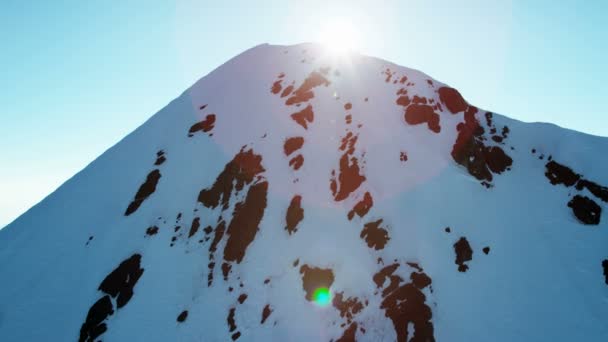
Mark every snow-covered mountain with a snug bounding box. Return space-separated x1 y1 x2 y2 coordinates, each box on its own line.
1 43 607 342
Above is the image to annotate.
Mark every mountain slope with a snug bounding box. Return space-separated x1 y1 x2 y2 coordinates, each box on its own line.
1 43 607 341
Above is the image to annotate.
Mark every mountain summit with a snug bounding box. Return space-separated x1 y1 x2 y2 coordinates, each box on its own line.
1 43 607 341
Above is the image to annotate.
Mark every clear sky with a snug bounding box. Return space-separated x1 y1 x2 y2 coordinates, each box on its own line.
1 0 606 227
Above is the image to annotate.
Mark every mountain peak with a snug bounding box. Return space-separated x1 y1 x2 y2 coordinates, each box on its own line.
1 43 607 341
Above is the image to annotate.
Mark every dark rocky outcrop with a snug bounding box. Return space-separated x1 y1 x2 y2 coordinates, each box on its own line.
125 170 162 216
79 254 144 342
177 310 188 322
454 237 473 272
568 195 601 225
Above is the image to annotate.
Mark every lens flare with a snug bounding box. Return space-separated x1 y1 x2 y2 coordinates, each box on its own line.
313 287 331 306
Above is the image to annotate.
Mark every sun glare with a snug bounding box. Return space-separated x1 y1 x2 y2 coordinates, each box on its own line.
317 19 359 56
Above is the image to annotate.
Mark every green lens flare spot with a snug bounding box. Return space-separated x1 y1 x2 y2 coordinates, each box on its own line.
313 287 331 306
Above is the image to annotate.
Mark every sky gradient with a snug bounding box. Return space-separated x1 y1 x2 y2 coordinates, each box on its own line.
1 0 606 227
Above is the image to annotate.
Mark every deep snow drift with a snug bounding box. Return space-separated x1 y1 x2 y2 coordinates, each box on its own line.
1 43 607 341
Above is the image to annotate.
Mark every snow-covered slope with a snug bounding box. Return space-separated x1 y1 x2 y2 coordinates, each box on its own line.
1 43 607 342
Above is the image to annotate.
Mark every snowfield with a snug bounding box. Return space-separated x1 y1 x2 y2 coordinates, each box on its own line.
1 43 607 341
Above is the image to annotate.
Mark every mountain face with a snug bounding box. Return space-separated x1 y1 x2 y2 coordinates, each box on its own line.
1 43 607 342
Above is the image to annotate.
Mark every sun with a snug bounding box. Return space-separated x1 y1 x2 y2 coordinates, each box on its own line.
317 18 359 56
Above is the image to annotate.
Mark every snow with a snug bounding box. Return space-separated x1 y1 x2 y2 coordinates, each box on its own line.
0 43 607 341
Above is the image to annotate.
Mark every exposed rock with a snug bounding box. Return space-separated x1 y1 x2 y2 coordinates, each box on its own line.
79 295 113 342
154 150 166 165
198 148 265 211
299 265 335 301
98 254 144 308
454 237 473 272
285 71 330 105
331 132 366 202
576 179 608 203
177 310 188 322
545 161 580 187
227 307 237 332
360 219 390 250
348 192 373 220
290 105 314 129
404 104 441 133
145 226 159 236
79 254 144 342
188 217 200 238
125 170 162 216
568 195 601 225
289 154 304 170
237 294 248 304
284 137 304 156
285 195 304 234
332 292 364 323
451 106 512 184
261 304 273 324
188 114 216 136
336 322 358 342
223 181 268 263
438 86 468 113
373 263 435 341
271 79 282 94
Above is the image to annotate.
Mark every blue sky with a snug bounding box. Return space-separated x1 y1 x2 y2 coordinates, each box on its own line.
1 0 606 227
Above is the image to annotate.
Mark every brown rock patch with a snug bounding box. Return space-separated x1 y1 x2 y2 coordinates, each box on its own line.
285 71 330 105
360 219 390 250
188 217 200 238
261 304 273 324
404 104 441 133
332 292 364 324
237 293 248 304
188 114 216 137
373 263 435 342
290 105 314 129
285 195 304 234
227 307 237 332
281 84 294 98
289 155 304 170
347 192 373 220
223 181 268 264
336 322 358 342
299 265 335 301
271 80 282 94
438 86 467 113
331 132 366 201
451 106 512 184
284 137 304 156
